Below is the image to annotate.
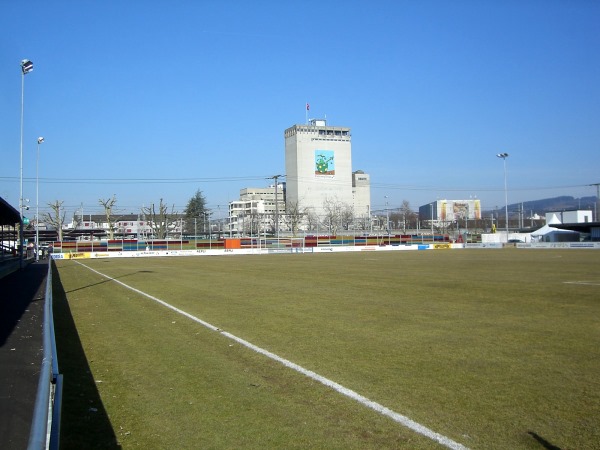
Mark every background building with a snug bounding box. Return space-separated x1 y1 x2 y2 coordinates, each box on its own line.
352 171 371 220
228 184 285 235
545 210 593 225
284 119 370 218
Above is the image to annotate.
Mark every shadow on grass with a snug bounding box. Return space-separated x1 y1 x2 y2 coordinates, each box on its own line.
52 263 121 449
65 270 146 294
528 431 562 450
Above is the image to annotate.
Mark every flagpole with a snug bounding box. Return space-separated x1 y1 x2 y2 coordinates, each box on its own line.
305 102 308 124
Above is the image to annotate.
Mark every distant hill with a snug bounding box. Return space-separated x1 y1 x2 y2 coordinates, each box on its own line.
488 196 597 216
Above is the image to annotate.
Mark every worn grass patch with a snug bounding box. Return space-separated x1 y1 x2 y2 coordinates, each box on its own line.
54 249 600 449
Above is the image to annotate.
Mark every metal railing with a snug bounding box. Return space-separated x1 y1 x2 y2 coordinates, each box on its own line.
27 260 63 450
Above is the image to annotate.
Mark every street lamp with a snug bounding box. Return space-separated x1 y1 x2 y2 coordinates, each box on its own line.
36 137 44 261
496 153 509 239
19 59 34 266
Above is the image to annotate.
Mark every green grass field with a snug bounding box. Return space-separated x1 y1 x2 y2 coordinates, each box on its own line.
52 249 600 449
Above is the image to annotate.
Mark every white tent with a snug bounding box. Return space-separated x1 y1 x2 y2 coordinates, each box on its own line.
531 224 579 242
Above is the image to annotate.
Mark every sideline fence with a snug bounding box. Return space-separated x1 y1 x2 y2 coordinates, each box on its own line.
27 261 63 450
50 234 451 254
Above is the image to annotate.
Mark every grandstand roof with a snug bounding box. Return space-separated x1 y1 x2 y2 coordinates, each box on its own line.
0 197 20 226
550 222 600 233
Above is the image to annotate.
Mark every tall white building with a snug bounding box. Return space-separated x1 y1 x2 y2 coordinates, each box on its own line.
352 170 371 219
284 119 369 217
227 184 286 234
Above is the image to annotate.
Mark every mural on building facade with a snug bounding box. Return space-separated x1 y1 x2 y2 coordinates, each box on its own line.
315 150 335 176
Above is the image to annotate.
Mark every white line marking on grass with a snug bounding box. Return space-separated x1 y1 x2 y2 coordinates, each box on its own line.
563 281 600 286
75 261 469 450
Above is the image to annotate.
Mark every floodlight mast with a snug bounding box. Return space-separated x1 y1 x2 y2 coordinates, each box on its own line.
269 175 284 240
19 59 33 267
36 137 44 261
496 153 509 238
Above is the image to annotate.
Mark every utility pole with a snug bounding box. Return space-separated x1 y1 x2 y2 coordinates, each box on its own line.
590 183 600 221
496 153 509 238
269 175 284 240
520 203 523 229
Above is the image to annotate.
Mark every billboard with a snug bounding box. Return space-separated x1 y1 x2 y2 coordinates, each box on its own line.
439 199 481 221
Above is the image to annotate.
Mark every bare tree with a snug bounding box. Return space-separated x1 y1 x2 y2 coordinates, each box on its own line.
245 213 261 236
340 204 354 231
142 199 174 239
389 200 416 233
285 200 305 236
99 195 118 239
264 212 276 235
322 196 344 235
356 213 371 232
305 208 319 232
44 200 66 241
400 200 414 232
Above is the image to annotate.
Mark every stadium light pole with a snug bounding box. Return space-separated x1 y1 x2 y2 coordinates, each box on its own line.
496 153 509 238
269 175 283 241
35 137 44 261
19 59 34 266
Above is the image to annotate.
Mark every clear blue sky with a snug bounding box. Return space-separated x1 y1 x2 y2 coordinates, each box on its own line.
1 0 599 220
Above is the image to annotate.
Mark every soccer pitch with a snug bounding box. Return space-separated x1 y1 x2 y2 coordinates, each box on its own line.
52 249 600 449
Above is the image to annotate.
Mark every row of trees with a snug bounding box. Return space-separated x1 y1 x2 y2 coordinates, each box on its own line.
40 190 209 240
35 188 551 244
39 190 439 239
239 197 419 236
285 198 418 235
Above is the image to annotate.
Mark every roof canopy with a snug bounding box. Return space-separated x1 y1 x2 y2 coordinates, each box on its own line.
550 222 600 233
0 197 20 226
